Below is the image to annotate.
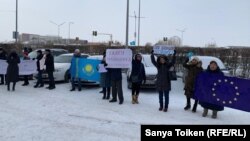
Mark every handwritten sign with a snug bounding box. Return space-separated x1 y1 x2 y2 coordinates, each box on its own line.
106 49 132 68
0 59 37 75
153 45 175 55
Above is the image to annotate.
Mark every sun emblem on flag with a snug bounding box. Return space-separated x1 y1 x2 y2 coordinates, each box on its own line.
83 64 94 76
211 79 240 105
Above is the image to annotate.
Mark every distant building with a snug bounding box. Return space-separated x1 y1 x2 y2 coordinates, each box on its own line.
19 33 88 45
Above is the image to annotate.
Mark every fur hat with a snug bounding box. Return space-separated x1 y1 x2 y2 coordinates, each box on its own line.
192 56 200 62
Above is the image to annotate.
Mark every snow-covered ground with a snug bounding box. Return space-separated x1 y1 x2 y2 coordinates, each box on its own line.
1 74 250 141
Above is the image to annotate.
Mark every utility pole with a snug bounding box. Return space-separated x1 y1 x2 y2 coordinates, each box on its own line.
68 22 74 44
125 0 129 48
130 11 137 45
15 0 18 44
138 0 141 46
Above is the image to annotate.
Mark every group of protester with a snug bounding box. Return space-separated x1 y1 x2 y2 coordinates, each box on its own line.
0 47 56 91
0 47 225 119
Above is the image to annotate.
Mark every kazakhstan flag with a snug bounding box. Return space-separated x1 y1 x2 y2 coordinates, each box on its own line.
79 58 101 82
71 58 101 82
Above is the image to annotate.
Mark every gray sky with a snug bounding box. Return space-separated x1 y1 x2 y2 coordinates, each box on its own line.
0 0 250 47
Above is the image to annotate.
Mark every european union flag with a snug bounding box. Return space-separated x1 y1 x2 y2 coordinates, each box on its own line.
194 72 250 112
70 58 101 82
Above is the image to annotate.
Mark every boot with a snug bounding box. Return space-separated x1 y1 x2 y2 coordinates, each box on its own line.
212 110 218 119
192 100 198 113
70 88 75 91
132 95 136 104
202 108 208 117
163 108 168 112
106 88 111 100
7 84 10 91
184 97 191 110
102 93 106 100
135 95 139 104
184 105 191 110
159 107 163 111
12 83 16 91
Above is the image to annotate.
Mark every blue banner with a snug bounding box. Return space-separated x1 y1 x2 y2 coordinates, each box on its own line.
194 72 250 112
70 58 101 82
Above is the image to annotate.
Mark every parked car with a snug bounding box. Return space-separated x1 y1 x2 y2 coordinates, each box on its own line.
38 53 89 82
28 48 69 59
127 54 157 89
182 56 230 83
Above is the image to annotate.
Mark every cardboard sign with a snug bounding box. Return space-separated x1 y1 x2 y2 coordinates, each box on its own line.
153 45 175 55
106 49 132 68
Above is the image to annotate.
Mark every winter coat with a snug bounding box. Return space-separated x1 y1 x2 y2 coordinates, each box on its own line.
110 68 122 81
0 51 7 60
151 54 176 91
6 52 20 83
199 66 224 111
183 61 203 98
45 53 54 72
130 55 146 84
70 54 82 78
99 61 111 88
36 54 43 71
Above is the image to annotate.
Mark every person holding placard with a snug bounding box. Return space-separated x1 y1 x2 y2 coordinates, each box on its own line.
6 50 20 91
99 54 111 100
151 50 176 112
34 50 44 88
109 68 124 105
0 47 7 85
21 48 31 86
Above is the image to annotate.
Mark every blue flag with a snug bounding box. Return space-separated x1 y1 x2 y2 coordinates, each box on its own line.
194 72 250 112
70 58 101 82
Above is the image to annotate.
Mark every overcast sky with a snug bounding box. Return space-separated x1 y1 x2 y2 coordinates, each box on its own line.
0 0 250 47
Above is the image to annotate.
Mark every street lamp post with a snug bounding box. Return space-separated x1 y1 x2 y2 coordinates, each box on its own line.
125 0 129 48
176 28 187 46
50 21 65 43
138 0 141 46
68 22 74 44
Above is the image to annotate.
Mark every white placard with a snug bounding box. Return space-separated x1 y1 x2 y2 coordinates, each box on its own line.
153 45 175 55
19 60 37 75
0 59 37 75
106 49 132 68
0 59 8 75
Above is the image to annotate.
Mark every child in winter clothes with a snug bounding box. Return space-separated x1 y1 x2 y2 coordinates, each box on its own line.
183 57 203 112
